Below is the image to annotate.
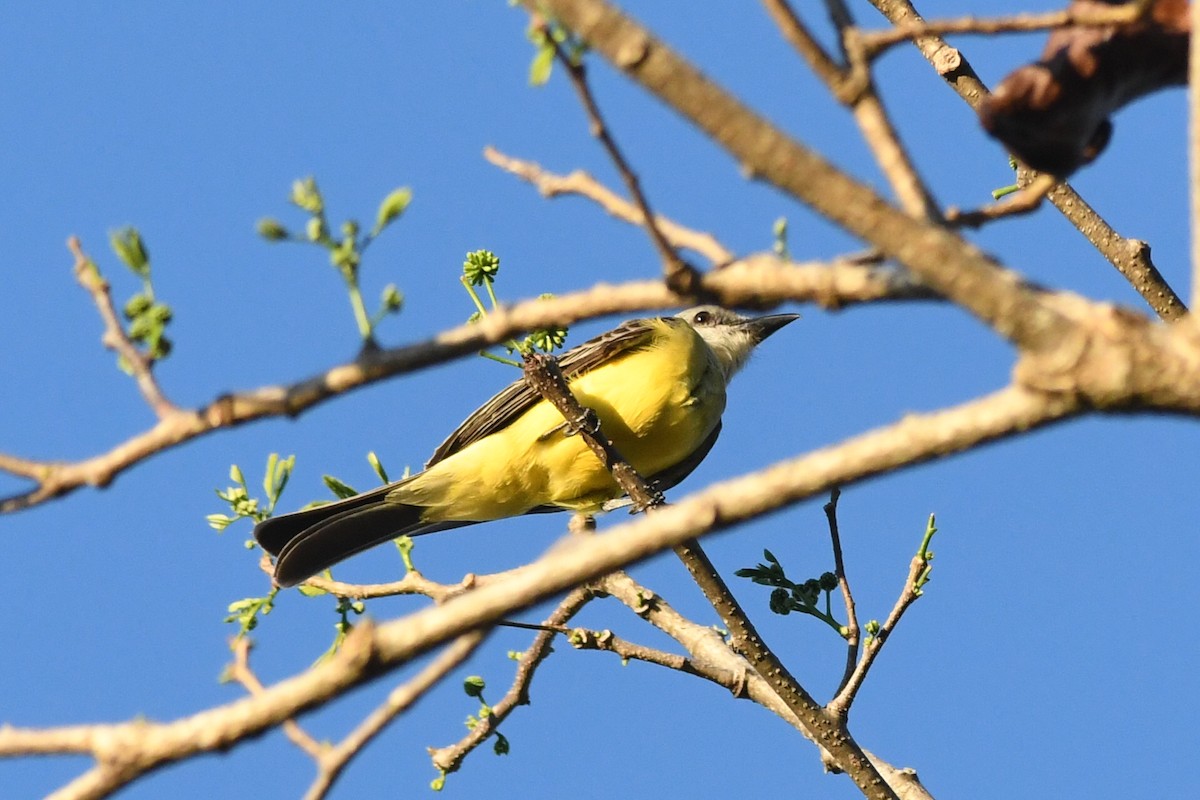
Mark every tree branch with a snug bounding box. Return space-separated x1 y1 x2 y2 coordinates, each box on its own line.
539 18 704 294
522 0 1068 352
763 0 940 219
1 382 1076 798
483 146 733 265
863 0 1186 321
0 255 933 514
67 237 180 419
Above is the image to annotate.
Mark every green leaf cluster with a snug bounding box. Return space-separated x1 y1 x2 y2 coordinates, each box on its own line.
110 227 173 366
459 676 510 757
460 251 568 367
526 16 587 86
257 177 411 345
735 550 846 636
207 454 295 532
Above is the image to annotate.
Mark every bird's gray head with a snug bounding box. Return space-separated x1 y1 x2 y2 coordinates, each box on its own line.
676 305 799 382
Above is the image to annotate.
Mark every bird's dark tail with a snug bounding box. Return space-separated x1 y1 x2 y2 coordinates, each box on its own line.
253 484 469 587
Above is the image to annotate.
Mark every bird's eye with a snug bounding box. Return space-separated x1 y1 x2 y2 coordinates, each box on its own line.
693 310 711 325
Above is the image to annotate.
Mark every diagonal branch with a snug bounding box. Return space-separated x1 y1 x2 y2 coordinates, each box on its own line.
68 237 179 418
301 632 484 800
427 586 594 775
863 0 1186 321
2 256 930 514
0 382 1078 799
522 0 1068 352
763 0 940 220
483 146 733 264
539 19 704 294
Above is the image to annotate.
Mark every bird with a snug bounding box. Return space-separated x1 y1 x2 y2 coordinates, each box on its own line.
254 305 798 587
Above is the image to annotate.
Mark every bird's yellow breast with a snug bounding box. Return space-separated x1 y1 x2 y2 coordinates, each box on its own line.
400 318 725 520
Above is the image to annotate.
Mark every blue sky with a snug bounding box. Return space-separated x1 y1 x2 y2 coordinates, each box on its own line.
2 2 1195 799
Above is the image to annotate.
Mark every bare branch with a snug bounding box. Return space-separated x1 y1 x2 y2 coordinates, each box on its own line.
764 0 940 219
947 173 1057 227
3 254 931 515
595 571 936 800
524 0 1068 352
226 639 323 759
860 2 1162 60
428 587 594 775
68 237 179 418
304 633 485 800
540 19 704 294
864 0 1186 321
1 383 1074 798
825 489 861 697
483 146 733 264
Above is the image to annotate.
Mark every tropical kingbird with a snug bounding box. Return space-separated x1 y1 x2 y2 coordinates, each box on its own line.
255 305 797 586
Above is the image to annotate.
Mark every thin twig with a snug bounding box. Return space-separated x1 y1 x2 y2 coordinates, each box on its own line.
825 489 861 697
543 23 705 295
483 147 733 264
827 518 935 716
0 256 934 514
428 586 594 774
947 173 1056 227
303 632 485 800
760 0 848 93
863 0 1185 321
764 0 939 219
565 626 692 671
68 237 179 418
226 639 323 758
860 1 1160 59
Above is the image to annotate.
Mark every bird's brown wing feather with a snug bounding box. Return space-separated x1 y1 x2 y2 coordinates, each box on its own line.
425 316 683 466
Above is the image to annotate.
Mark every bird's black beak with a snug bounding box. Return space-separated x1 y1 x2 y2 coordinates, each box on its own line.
742 312 800 343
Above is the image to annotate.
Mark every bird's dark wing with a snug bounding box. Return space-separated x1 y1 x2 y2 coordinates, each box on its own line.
647 419 721 493
426 315 682 466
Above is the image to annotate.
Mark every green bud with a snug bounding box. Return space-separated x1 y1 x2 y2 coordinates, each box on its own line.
374 187 412 232
149 303 173 324
322 474 358 500
206 513 234 530
128 315 152 341
769 587 790 615
462 249 500 286
819 571 839 591
290 176 324 215
463 675 486 697
330 239 359 271
149 336 172 359
123 294 152 319
110 227 150 277
493 732 510 756
341 219 359 239
306 217 328 243
367 451 390 484
256 218 289 241
381 283 404 313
